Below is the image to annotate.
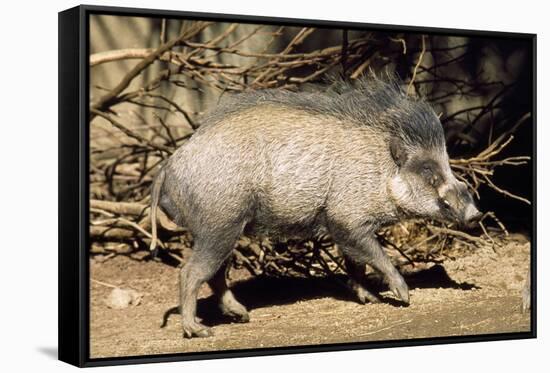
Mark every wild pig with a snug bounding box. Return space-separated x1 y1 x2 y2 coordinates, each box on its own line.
149 77 482 338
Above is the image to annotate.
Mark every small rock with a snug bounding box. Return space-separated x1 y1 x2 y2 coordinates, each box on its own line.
105 288 142 309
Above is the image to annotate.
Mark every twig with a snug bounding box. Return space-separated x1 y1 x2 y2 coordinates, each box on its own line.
91 22 212 114
481 173 531 205
427 226 487 246
90 109 173 154
160 19 167 44
407 35 426 95
91 278 119 288
389 36 407 54
358 319 413 337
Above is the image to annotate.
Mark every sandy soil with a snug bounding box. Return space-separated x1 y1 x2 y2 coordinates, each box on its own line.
89 234 531 358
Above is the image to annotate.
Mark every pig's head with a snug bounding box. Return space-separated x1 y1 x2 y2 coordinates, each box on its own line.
387 128 482 228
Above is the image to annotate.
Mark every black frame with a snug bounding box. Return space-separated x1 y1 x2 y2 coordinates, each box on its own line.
58 4 537 367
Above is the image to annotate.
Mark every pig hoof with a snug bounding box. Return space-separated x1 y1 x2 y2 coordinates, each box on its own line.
234 312 250 323
390 278 410 305
221 304 250 323
183 322 213 339
220 295 250 322
194 328 213 338
357 288 381 304
348 280 380 304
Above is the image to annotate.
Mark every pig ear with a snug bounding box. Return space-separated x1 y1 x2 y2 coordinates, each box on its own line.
390 137 408 167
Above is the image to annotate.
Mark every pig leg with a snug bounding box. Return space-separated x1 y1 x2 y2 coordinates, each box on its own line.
343 256 380 304
208 258 250 322
179 239 235 338
339 234 409 304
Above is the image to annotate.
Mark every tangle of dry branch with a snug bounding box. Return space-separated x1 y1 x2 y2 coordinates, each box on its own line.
89 23 532 278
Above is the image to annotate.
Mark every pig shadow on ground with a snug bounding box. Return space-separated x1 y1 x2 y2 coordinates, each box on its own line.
161 264 478 328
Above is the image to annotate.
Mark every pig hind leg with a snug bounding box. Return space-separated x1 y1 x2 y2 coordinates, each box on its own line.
179 233 239 338
208 258 249 322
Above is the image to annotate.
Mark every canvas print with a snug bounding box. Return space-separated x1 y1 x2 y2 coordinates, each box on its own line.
88 12 533 358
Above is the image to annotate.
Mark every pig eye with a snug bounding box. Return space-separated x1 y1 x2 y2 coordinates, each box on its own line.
420 164 442 187
421 164 432 176
421 165 438 185
442 199 451 209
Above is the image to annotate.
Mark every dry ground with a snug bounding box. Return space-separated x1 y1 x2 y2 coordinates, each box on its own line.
89 234 531 358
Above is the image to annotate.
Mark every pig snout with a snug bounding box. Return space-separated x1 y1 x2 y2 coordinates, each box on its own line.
463 203 482 227
439 180 482 228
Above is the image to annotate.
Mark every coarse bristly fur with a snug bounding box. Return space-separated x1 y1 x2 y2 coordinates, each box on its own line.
151 75 481 338
200 76 446 152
